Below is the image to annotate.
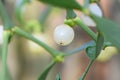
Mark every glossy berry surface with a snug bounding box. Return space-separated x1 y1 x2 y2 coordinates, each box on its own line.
54 24 74 46
80 13 96 26
80 3 102 27
89 3 103 17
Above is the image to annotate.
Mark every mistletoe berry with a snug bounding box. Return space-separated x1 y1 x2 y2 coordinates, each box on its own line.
89 3 103 17
80 13 96 26
80 3 103 27
53 24 74 46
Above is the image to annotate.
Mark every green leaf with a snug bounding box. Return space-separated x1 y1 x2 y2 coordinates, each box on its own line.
38 61 56 80
91 15 120 51
39 0 82 10
56 74 61 80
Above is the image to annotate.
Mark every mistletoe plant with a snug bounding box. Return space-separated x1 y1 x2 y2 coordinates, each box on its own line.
0 0 120 80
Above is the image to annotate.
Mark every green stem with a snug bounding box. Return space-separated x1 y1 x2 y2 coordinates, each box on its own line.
38 60 56 80
79 59 94 80
12 27 60 57
73 17 97 41
2 30 11 80
65 41 95 56
0 0 13 30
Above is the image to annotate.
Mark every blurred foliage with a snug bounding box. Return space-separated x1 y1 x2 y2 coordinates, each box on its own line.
0 0 120 80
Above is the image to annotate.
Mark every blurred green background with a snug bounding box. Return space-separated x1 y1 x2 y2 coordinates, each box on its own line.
0 0 120 80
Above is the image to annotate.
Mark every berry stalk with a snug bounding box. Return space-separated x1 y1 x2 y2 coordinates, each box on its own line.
74 17 97 41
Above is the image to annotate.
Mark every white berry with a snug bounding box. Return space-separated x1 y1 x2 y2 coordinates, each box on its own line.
54 24 74 46
80 13 96 27
80 3 102 27
0 25 3 45
89 3 103 17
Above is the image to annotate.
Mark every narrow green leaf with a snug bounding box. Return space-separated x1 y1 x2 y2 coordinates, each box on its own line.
38 61 56 80
56 74 61 80
39 0 82 10
91 15 120 51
